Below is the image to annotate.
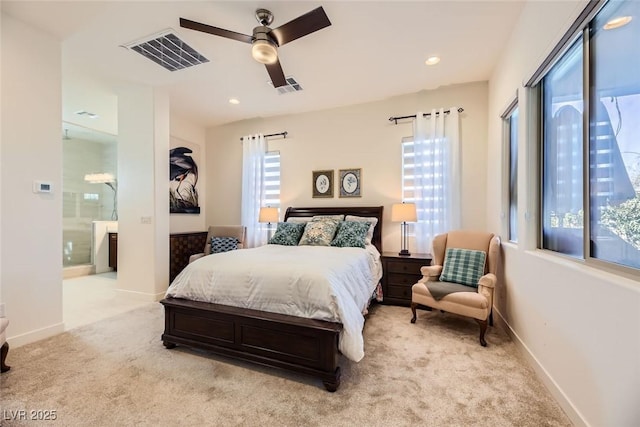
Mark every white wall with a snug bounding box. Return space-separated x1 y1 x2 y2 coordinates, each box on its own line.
1 14 64 345
0 14 196 344
487 1 640 426
169 115 206 234
62 63 118 136
116 84 170 300
206 82 489 254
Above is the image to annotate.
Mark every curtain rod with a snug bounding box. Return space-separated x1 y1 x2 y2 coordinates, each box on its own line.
239 131 288 141
388 108 464 125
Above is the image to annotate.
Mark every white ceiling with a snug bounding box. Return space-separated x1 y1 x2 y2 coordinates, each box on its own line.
2 1 526 128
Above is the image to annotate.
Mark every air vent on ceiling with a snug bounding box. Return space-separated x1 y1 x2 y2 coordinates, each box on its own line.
269 76 303 94
122 30 208 72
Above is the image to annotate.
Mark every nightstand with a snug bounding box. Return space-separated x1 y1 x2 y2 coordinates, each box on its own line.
381 252 432 306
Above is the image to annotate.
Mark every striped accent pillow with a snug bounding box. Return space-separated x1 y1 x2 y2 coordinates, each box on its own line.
439 248 487 287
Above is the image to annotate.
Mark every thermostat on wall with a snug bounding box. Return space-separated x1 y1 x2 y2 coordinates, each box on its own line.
33 180 53 193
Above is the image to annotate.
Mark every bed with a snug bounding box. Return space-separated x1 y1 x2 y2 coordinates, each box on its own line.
160 206 384 391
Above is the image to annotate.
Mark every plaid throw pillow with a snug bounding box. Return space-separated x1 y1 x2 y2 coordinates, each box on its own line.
439 248 487 287
210 237 239 254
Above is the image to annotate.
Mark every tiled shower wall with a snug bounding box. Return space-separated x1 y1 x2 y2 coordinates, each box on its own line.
63 135 117 267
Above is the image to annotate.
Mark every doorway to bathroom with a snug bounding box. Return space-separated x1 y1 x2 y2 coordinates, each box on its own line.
62 122 117 279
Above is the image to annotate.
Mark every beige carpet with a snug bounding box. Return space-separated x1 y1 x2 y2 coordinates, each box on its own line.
1 303 571 426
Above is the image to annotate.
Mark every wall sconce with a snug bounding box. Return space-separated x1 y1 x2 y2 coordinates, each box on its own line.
391 202 417 256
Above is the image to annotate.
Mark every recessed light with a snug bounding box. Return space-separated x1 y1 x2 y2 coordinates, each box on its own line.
425 56 441 66
228 98 240 105
75 110 99 119
603 16 632 30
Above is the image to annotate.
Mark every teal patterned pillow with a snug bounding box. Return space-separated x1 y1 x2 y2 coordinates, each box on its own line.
269 222 305 246
330 221 370 248
210 237 239 254
440 248 487 287
298 220 339 246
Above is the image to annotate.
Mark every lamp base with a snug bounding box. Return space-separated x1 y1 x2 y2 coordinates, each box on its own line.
398 249 411 257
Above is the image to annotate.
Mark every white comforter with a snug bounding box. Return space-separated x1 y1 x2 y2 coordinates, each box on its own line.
166 244 382 362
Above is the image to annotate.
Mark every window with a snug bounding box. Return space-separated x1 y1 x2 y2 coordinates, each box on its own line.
401 136 418 211
400 108 461 253
589 1 640 269
503 102 519 242
536 0 640 271
263 150 281 230
542 39 584 257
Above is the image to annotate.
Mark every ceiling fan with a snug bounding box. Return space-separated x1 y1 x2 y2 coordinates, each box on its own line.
180 6 331 88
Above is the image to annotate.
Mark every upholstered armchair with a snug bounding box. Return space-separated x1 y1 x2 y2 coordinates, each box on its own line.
411 230 501 346
1 314 9 373
189 225 246 263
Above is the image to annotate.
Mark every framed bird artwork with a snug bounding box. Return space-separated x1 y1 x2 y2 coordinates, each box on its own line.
169 140 200 214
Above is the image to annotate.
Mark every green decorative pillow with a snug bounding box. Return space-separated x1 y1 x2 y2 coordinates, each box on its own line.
440 248 487 287
269 222 305 246
298 220 339 246
330 221 370 248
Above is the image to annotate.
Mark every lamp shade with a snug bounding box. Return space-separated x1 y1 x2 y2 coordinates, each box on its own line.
259 207 279 223
391 203 417 222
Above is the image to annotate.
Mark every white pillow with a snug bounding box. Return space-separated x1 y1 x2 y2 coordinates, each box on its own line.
311 214 344 222
345 215 378 245
286 217 312 224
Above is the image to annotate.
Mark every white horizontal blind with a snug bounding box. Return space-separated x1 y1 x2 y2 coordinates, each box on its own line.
402 136 447 213
264 150 280 210
402 136 418 206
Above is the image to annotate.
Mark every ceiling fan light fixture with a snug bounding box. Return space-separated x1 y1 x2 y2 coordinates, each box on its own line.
252 38 278 64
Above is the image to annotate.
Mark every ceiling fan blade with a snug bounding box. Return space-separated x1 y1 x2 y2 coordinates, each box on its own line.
265 59 287 88
179 18 253 44
269 7 331 46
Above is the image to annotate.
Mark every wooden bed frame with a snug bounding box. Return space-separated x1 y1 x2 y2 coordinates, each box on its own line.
160 206 384 391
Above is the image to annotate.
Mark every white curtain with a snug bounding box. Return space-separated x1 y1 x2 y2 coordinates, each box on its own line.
241 134 267 248
412 108 461 253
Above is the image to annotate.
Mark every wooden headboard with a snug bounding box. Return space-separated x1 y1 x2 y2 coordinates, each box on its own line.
284 206 384 253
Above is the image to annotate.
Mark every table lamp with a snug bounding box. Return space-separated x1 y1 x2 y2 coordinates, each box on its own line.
391 202 417 256
259 206 279 241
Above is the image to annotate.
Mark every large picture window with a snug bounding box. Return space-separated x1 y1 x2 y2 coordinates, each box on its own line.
537 0 640 271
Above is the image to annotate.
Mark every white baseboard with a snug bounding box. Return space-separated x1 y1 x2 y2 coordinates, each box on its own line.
493 307 589 427
8 322 65 348
115 288 165 302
